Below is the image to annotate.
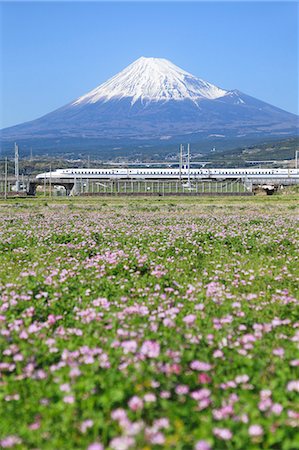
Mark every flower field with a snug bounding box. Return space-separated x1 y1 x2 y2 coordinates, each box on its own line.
0 197 298 450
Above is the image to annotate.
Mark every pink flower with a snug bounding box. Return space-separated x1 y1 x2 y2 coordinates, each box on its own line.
198 398 211 410
60 383 71 392
271 403 283 415
241 334 256 344
287 380 299 392
273 348 284 357
191 388 211 401
110 436 135 450
0 436 22 448
19 330 28 339
163 318 175 327
258 398 272 412
190 361 212 372
87 443 104 450
128 396 144 411
80 419 94 433
160 391 170 399
144 393 156 402
140 340 160 358
153 418 169 429
195 440 211 450
198 373 211 384
146 430 165 445
213 427 233 440
183 314 196 325
28 421 40 430
235 374 249 384
175 385 189 395
63 395 75 404
111 408 127 421
260 389 272 398
70 367 81 378
248 424 263 437
121 340 138 354
213 350 224 358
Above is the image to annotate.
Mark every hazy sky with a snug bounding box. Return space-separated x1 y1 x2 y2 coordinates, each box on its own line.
1 1 298 128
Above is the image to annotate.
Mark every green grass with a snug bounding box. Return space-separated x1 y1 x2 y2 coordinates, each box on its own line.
0 196 298 450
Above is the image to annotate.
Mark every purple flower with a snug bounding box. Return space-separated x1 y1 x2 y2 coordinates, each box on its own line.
271 403 283 415
128 395 144 411
144 393 156 402
248 424 263 437
110 436 135 450
183 314 196 325
213 427 233 440
273 347 284 357
287 380 299 392
140 340 160 358
191 388 211 401
121 340 138 354
0 436 22 448
195 440 211 450
111 408 127 421
87 443 104 450
63 395 75 404
175 385 189 395
190 360 212 372
80 419 94 433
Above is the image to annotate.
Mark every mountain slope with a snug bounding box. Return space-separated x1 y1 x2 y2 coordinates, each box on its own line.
1 57 298 153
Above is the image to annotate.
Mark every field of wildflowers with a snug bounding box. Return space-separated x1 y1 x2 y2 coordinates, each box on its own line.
0 196 298 450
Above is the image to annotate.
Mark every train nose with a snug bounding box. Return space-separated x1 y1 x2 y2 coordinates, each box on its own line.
36 173 46 179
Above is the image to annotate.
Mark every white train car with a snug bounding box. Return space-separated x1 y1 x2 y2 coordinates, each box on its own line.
36 167 299 181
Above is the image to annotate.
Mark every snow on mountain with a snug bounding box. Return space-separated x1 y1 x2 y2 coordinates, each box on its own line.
73 57 228 106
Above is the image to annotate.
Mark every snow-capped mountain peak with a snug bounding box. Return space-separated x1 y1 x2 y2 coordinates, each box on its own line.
73 56 228 106
2 56 297 152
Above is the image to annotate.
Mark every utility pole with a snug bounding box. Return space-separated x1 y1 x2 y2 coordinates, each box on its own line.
15 142 20 191
295 150 299 170
87 155 90 193
187 143 191 185
4 157 8 200
179 144 183 181
49 165 52 198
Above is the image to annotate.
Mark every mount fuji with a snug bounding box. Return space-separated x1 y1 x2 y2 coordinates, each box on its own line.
1 57 298 155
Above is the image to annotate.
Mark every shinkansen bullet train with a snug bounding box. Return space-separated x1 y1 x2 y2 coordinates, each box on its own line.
36 167 299 181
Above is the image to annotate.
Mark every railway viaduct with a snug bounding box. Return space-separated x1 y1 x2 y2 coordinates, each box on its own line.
24 175 299 196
